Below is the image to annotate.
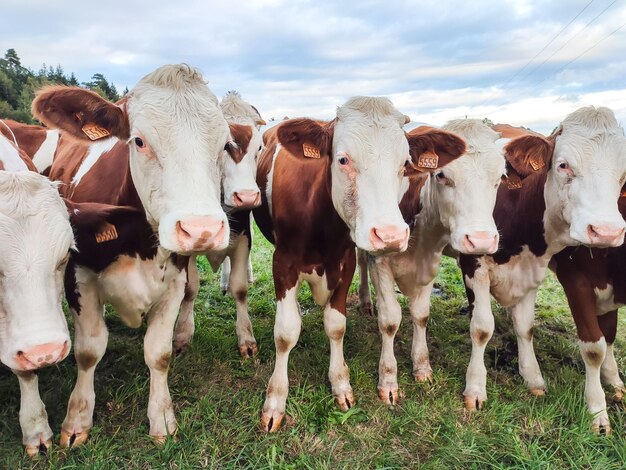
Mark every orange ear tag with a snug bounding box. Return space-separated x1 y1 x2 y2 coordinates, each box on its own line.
82 123 111 141
529 157 545 171
302 143 321 159
95 222 118 243
416 151 439 169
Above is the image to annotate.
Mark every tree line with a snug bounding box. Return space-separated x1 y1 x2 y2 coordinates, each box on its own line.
0 48 125 124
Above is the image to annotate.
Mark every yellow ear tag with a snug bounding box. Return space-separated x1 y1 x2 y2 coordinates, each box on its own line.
302 143 321 159
416 151 439 169
82 123 111 141
95 222 118 243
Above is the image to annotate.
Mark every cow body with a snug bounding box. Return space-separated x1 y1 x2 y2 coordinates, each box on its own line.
362 120 505 404
0 132 74 455
552 195 626 433
173 92 265 357
0 119 60 173
32 64 232 445
253 97 466 432
458 107 626 424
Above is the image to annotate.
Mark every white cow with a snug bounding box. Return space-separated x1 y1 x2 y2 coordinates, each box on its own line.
0 133 74 456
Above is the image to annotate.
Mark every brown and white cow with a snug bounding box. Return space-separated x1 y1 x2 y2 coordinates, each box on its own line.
360 119 505 404
458 107 626 415
31 64 233 446
173 91 266 356
0 131 74 455
253 97 466 432
0 119 60 173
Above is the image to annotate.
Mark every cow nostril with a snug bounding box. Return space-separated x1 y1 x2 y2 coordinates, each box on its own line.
17 351 24 358
176 221 191 238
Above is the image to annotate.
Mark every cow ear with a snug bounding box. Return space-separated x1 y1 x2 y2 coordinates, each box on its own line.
406 129 466 175
276 118 333 161
32 86 130 142
503 134 553 180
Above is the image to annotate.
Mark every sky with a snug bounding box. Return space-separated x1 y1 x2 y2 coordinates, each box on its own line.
2 0 626 134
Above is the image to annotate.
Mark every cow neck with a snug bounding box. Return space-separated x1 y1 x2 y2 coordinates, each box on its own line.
491 169 549 264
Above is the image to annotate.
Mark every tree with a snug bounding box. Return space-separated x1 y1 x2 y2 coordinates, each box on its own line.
83 73 119 102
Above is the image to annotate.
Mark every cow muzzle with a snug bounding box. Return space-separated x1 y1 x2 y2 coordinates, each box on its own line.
233 190 261 209
12 341 70 371
586 224 626 247
369 225 409 253
462 231 499 254
174 216 227 253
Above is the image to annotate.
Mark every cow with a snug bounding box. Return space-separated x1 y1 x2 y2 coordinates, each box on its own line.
458 107 626 418
0 118 60 173
31 64 234 446
173 91 266 357
0 130 74 456
253 96 467 432
360 119 505 404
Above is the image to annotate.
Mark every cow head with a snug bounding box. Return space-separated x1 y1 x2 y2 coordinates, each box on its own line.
505 107 626 248
0 172 72 371
31 64 230 254
421 120 504 254
277 97 466 253
220 92 265 210
222 123 263 210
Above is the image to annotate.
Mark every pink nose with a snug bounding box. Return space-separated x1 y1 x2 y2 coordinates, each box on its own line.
14 341 69 371
175 216 226 252
233 191 261 209
370 225 409 252
463 231 499 254
587 224 626 247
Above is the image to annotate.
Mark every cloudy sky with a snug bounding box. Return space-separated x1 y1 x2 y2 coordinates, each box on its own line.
3 0 626 133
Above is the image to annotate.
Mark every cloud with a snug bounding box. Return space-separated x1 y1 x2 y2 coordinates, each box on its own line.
1 0 625 132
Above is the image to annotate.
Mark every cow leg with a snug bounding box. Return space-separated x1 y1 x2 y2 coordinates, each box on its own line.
598 311 625 400
510 289 545 395
173 256 199 353
144 269 186 443
369 257 402 404
14 370 53 457
61 295 108 448
357 249 374 315
220 256 231 294
261 282 301 432
325 252 356 411
230 234 257 357
462 261 494 411
409 281 435 382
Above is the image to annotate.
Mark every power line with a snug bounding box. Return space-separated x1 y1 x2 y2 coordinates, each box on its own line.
516 0 620 83
481 19 626 118
503 0 596 87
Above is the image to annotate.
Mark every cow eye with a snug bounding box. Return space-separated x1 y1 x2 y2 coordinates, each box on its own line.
258 145 263 152
134 137 145 148
558 162 569 170
435 171 446 180
338 156 349 165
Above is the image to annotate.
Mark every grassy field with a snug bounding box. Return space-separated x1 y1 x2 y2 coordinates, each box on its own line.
1 225 625 469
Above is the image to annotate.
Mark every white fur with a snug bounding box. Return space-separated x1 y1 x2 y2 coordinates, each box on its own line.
0 134 29 171
72 136 118 186
32 129 60 172
332 97 411 251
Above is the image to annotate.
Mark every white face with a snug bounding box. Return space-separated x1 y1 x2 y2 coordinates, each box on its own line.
0 172 73 371
125 67 231 254
222 126 263 210
545 106 626 247
430 120 504 254
331 97 411 253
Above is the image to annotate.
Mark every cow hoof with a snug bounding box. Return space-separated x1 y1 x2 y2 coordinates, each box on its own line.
24 439 51 458
335 390 356 412
529 387 545 397
151 432 177 446
239 342 258 358
60 429 89 448
260 410 284 433
413 370 433 383
463 395 486 411
592 420 611 436
377 386 402 405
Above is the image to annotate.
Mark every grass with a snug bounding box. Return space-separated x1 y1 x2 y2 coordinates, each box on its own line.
1 224 625 468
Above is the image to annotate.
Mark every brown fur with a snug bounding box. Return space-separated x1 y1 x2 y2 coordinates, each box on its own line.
1 119 48 160
227 123 253 163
